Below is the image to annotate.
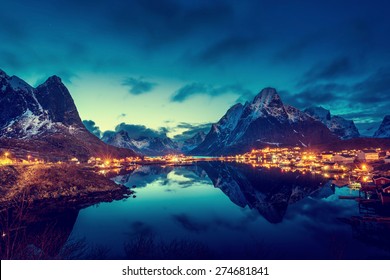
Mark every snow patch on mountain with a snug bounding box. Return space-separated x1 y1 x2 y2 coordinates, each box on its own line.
9 76 33 92
250 88 288 122
103 130 179 156
284 105 310 123
191 88 337 155
130 139 151 149
304 106 359 139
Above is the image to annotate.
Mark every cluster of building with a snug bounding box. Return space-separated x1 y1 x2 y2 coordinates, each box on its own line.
233 147 390 183
0 151 45 166
86 156 142 168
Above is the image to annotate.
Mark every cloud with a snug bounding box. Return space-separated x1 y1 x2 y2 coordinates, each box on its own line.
298 57 356 86
114 122 167 138
172 214 209 232
0 50 24 70
124 221 155 238
171 83 253 103
82 120 102 138
282 66 390 123
195 35 262 64
0 12 29 44
272 33 323 63
352 67 390 104
114 0 232 44
122 77 157 95
34 70 78 86
281 83 348 109
173 122 212 142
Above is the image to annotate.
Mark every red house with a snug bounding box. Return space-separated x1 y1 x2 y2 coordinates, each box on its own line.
373 176 390 187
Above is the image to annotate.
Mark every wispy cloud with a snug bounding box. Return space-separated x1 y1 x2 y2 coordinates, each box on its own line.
172 122 212 141
171 83 252 103
122 77 157 95
82 120 102 138
103 122 168 139
298 56 357 87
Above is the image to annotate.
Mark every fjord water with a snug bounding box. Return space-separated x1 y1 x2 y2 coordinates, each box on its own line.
67 162 390 259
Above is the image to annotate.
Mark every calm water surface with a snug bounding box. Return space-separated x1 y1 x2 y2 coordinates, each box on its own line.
66 162 390 259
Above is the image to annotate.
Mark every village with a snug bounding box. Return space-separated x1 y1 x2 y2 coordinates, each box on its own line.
1 146 390 206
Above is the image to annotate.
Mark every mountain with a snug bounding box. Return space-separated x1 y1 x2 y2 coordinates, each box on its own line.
178 131 206 153
304 106 360 139
373 115 390 138
102 130 179 156
0 69 136 161
191 88 338 156
197 161 327 223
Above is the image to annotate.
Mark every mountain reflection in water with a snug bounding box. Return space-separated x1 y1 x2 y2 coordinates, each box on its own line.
2 161 390 259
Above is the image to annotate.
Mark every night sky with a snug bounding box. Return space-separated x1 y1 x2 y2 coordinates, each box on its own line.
1 0 390 138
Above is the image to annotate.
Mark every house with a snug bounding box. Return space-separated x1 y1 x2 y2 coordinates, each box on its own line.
332 154 355 163
321 152 333 161
357 150 379 161
384 156 390 163
373 176 390 187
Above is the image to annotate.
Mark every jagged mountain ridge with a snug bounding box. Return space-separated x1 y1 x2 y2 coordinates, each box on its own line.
177 131 206 153
374 115 390 138
102 130 179 156
102 130 207 156
304 106 360 140
191 88 338 156
0 69 136 160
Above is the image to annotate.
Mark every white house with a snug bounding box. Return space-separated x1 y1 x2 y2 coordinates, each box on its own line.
357 150 379 161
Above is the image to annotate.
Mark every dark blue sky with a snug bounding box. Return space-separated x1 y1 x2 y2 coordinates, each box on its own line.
1 0 389 137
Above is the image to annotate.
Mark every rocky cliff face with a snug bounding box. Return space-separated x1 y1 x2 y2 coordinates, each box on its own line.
304 106 360 140
0 69 136 160
191 88 337 155
373 115 390 138
102 130 179 156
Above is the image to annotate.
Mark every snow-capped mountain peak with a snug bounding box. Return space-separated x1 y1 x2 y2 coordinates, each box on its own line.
9 76 33 92
0 69 137 160
0 70 83 138
191 88 337 155
252 87 282 108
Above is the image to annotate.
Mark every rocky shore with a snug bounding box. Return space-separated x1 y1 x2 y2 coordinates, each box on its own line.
0 163 133 209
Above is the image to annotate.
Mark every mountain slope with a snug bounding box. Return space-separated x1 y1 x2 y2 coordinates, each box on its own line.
373 115 390 138
0 69 136 161
191 88 338 155
304 106 360 139
102 130 179 156
179 131 207 153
